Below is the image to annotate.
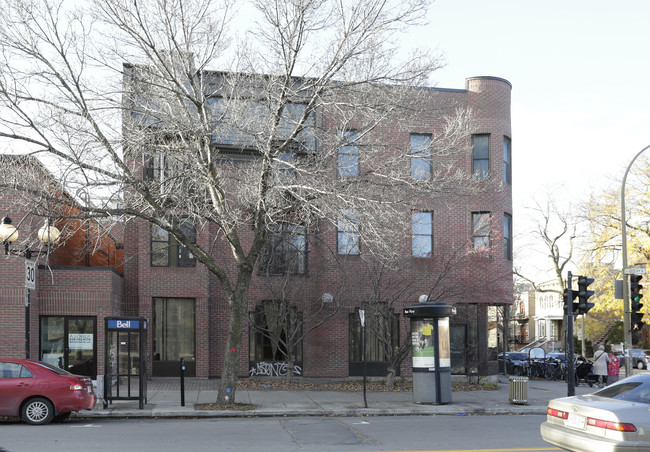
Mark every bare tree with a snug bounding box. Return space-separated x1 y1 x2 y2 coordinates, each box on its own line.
0 0 485 403
514 197 579 349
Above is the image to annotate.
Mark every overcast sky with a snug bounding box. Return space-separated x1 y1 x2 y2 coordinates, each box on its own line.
413 0 650 279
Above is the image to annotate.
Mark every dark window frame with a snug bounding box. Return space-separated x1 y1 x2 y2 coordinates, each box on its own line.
504 137 512 184
472 211 491 252
472 134 490 180
410 133 432 180
412 211 433 258
150 219 197 268
259 223 308 276
338 130 360 177
249 301 303 364
504 213 513 261
337 209 360 256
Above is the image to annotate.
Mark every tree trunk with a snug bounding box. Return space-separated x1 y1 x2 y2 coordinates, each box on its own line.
217 291 247 403
384 366 396 389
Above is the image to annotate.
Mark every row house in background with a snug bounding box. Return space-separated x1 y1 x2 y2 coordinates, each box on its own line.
0 74 513 382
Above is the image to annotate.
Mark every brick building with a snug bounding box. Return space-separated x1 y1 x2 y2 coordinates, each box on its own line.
0 75 513 381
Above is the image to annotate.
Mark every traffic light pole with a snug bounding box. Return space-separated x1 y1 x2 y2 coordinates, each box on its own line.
566 271 576 397
620 144 650 377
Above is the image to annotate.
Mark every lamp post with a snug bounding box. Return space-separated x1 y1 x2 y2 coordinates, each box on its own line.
0 216 61 358
621 145 650 377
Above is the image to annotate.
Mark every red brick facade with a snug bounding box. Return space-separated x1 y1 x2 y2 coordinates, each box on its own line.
0 76 512 381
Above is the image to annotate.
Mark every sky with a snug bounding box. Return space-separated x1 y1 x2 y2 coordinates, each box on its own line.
413 0 650 280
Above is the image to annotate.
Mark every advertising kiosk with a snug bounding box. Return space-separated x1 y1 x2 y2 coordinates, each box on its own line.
404 300 456 404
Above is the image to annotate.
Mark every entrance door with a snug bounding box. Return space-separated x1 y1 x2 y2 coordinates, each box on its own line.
40 316 97 378
153 298 195 376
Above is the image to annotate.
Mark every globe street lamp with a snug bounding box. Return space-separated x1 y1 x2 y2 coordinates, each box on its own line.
0 216 61 358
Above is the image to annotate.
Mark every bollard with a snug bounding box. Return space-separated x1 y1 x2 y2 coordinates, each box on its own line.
180 358 186 407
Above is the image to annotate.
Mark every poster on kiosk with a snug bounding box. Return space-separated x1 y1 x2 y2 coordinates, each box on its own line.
411 317 451 370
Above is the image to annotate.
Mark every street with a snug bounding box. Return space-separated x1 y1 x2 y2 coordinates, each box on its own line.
0 415 554 452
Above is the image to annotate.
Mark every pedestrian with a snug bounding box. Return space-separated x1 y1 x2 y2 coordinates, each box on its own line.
607 351 621 385
593 345 609 387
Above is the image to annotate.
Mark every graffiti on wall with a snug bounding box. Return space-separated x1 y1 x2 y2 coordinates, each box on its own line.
249 361 302 377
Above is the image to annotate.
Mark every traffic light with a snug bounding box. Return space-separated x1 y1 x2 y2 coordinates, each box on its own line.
576 276 595 314
631 275 645 330
563 288 579 315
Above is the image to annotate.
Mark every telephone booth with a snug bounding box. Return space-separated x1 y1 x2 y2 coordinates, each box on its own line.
104 316 148 409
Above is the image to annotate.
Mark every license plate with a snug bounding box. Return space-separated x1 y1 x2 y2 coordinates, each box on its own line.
567 413 586 430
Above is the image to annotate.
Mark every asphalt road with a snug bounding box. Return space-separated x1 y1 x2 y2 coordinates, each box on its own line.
0 414 552 452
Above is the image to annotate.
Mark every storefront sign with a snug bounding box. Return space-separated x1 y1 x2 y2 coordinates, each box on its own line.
68 333 93 350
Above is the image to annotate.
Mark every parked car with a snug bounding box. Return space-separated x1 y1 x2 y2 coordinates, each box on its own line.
0 358 95 425
497 352 528 375
617 349 649 370
541 374 650 451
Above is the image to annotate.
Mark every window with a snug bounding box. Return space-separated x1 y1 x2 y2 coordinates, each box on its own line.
337 209 360 255
472 212 491 252
338 131 359 177
472 134 490 180
259 223 307 275
151 219 196 267
504 137 512 184
249 301 303 368
410 134 431 180
412 211 433 257
153 298 196 376
349 307 399 376
0 362 33 379
504 213 512 261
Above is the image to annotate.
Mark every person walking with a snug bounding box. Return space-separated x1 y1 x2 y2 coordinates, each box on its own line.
607 351 621 386
593 345 609 388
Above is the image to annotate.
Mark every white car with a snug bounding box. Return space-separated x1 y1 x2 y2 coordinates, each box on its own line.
541 374 650 451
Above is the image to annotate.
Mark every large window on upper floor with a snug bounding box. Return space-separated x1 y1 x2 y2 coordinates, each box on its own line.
504 137 512 184
338 130 359 177
259 223 307 275
151 219 196 267
337 209 360 255
504 213 512 261
412 211 433 258
410 134 431 180
472 134 490 180
471 212 491 253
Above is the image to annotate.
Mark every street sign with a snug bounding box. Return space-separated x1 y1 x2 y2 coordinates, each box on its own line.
624 267 646 275
25 260 35 290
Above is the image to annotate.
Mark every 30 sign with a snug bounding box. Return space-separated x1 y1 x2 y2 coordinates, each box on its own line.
25 260 35 290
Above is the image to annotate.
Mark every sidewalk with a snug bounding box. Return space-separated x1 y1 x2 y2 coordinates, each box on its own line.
78 375 599 420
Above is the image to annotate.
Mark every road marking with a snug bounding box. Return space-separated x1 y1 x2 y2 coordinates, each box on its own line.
70 424 101 428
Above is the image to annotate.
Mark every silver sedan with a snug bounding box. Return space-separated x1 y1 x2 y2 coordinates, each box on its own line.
541 374 650 451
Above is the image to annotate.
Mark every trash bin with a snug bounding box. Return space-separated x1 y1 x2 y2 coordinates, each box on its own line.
509 376 528 405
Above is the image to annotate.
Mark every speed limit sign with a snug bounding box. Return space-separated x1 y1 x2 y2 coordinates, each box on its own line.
25 260 36 290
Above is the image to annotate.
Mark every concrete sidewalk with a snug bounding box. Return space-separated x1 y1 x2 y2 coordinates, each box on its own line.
78 376 600 420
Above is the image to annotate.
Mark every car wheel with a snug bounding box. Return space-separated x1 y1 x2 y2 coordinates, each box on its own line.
638 360 645 370
22 397 54 425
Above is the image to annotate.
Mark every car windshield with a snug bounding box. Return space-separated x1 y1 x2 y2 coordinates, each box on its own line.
508 353 528 361
32 361 74 376
594 382 650 404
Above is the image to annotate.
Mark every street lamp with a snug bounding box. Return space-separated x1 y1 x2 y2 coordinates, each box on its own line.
0 216 61 358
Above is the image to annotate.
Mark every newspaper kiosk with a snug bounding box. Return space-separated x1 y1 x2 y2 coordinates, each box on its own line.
104 316 148 409
404 300 456 404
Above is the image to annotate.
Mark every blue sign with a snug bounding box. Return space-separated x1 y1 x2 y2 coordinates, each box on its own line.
107 319 140 329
